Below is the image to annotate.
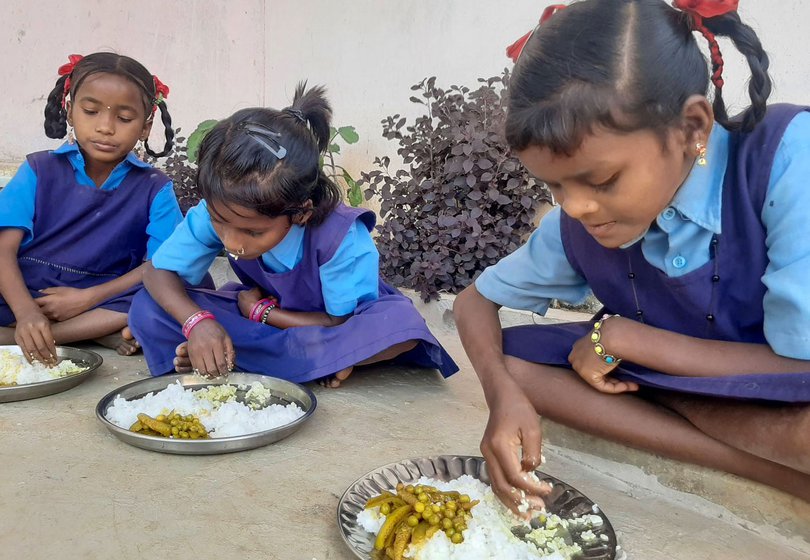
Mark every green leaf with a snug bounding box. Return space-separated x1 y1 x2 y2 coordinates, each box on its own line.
344 170 363 207
337 126 360 144
186 119 219 164
328 143 341 154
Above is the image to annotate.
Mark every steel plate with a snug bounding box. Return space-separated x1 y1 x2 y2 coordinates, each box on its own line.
0 345 102 403
96 372 316 455
338 455 621 560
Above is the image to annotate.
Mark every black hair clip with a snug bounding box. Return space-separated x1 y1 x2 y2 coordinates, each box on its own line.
241 122 287 159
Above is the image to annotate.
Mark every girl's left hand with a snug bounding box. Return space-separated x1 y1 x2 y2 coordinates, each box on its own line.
568 321 639 394
36 286 96 322
237 287 263 319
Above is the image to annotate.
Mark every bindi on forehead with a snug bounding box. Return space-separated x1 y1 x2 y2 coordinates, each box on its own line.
77 95 139 113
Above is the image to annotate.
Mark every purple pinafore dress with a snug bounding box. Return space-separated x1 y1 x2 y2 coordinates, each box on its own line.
0 150 168 326
502 105 810 403
130 205 459 381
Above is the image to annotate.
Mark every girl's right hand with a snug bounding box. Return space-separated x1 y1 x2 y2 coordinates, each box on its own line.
480 382 551 516
186 320 235 378
14 310 57 365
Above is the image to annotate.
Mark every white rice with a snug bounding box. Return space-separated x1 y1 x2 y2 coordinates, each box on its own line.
104 380 305 438
0 349 85 386
359 475 598 560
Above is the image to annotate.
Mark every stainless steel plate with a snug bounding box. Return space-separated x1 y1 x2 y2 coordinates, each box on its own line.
0 345 102 403
96 372 316 455
338 455 620 560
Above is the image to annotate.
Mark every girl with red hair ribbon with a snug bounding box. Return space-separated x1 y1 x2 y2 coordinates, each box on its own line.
0 53 189 359
456 0 810 513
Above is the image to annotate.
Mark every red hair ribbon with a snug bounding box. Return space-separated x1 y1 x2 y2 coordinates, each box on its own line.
152 75 170 114
58 54 83 108
506 4 567 63
673 0 739 88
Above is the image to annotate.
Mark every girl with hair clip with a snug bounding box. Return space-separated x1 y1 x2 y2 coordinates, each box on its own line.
130 83 458 387
454 0 810 512
0 52 184 361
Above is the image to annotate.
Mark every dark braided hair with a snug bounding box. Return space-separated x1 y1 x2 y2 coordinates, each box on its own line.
700 11 771 132
43 52 175 157
506 0 773 155
196 81 341 226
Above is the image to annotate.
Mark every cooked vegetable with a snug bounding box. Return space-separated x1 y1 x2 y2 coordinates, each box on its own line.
366 483 479 558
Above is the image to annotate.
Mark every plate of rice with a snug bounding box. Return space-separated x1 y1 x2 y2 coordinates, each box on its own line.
96 372 316 455
0 345 102 403
338 455 621 560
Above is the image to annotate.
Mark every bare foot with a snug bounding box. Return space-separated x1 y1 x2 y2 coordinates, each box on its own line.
319 366 354 389
94 326 141 356
173 342 192 373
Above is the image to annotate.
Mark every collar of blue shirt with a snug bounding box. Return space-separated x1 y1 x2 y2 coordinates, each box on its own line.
268 224 305 271
666 123 729 235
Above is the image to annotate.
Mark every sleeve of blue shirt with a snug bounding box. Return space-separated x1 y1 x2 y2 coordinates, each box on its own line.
150 200 223 285
474 206 592 314
760 111 810 359
145 182 184 259
0 161 37 246
320 220 380 316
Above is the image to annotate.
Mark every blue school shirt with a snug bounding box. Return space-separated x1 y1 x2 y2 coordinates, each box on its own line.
0 143 182 258
151 200 380 317
476 112 810 359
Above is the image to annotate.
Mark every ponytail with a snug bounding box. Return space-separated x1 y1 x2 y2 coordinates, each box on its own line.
285 81 341 223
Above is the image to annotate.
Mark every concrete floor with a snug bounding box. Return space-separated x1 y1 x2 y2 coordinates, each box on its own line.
1 320 809 559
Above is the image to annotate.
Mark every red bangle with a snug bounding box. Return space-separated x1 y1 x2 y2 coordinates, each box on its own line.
182 310 215 338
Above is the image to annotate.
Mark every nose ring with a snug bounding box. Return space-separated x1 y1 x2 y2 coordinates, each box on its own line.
227 247 246 260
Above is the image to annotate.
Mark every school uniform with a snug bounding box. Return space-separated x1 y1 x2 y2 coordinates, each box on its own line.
0 143 183 325
130 203 459 381
476 105 810 402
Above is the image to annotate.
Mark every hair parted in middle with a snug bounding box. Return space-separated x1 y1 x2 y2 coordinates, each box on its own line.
505 0 772 155
196 82 341 225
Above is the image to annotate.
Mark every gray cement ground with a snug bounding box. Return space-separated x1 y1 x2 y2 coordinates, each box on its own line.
2 317 809 559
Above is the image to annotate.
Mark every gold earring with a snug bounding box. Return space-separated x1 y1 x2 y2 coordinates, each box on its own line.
67 125 75 145
696 142 708 166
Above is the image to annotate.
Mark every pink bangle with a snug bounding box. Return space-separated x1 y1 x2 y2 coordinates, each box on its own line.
182 310 215 339
249 300 267 322
249 297 278 322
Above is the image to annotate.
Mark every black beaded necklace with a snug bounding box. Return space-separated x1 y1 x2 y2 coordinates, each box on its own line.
625 234 721 332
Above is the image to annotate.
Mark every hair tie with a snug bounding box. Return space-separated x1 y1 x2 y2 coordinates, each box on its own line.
284 107 306 124
505 4 566 63
57 54 84 109
673 0 738 19
673 0 739 89
152 75 170 114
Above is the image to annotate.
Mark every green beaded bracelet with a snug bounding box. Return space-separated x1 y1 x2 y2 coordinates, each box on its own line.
590 314 622 365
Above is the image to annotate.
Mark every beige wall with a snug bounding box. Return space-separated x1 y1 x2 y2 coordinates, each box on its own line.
2 0 808 180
